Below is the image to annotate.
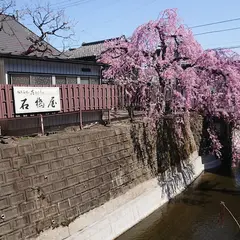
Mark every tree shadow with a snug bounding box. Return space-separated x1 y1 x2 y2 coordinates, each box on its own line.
130 122 158 175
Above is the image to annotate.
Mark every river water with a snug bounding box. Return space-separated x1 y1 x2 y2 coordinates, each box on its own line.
116 166 240 240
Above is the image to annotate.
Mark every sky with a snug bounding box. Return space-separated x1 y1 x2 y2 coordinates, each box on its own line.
18 0 240 51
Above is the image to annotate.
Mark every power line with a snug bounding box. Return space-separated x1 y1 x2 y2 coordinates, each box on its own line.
52 0 97 10
194 26 240 36
212 45 240 50
50 0 88 7
190 17 240 29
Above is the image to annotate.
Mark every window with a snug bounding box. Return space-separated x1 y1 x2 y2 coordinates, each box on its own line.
10 74 30 85
31 75 52 85
56 76 77 84
80 76 99 85
10 74 52 85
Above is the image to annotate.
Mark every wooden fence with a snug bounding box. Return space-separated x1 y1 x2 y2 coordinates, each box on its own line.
0 84 127 135
0 84 125 119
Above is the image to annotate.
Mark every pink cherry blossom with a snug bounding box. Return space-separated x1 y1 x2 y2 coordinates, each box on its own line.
99 9 240 165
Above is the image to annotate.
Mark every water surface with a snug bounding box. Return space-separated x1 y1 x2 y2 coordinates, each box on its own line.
116 167 240 240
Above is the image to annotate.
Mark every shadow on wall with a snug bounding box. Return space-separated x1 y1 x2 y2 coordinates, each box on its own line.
129 112 202 200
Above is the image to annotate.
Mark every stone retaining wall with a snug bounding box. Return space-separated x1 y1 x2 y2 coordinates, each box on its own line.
0 113 204 240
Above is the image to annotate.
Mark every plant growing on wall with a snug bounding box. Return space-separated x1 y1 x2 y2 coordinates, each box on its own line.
99 9 240 162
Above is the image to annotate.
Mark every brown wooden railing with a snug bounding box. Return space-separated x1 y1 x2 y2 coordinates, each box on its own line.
0 84 126 119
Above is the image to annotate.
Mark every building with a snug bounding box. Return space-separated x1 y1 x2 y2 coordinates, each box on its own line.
0 16 117 135
67 37 124 84
0 15 102 85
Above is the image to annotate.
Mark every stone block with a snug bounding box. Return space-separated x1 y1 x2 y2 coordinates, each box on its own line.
1 146 18 158
22 225 37 239
18 144 33 156
72 164 83 175
67 175 79 187
12 156 28 169
32 175 46 186
97 165 107 175
102 173 112 183
58 138 71 147
25 189 36 200
7 230 22 240
47 171 60 182
0 198 9 210
0 222 12 236
70 135 81 145
61 168 73 178
92 149 102 158
106 163 118 172
75 182 89 195
88 169 98 179
81 191 91 203
11 215 29 232
37 162 51 174
65 206 78 219
58 200 70 211
19 201 35 214
53 180 66 191
91 158 101 168
30 210 44 222
99 183 110 194
29 153 42 164
62 187 75 199
56 148 68 158
1 207 18 221
0 159 11 171
5 170 20 183
101 146 112 156
50 191 62 203
63 157 74 167
78 173 88 183
21 166 36 177
68 146 81 156
10 193 25 205
51 159 63 170
33 140 46 152
42 151 56 161
46 139 59 149
69 195 81 207
44 205 58 217
73 154 84 164
91 188 101 198
42 184 53 194
82 161 91 172
0 183 15 196
0 172 5 184
82 151 94 161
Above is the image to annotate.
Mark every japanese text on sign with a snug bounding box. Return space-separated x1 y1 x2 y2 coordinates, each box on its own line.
13 86 61 114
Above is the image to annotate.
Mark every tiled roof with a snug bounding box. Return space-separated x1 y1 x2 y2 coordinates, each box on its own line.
0 15 61 58
67 37 123 59
67 41 106 59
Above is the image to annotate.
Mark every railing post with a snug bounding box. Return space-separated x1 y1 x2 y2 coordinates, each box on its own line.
108 109 111 124
79 107 83 130
40 114 44 136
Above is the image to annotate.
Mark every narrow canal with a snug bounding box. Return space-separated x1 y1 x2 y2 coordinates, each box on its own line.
116 166 240 240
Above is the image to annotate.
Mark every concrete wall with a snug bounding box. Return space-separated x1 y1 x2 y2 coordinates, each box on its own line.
0 111 102 136
0 114 205 240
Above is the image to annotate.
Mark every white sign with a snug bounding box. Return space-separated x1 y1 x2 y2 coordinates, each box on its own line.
13 86 61 114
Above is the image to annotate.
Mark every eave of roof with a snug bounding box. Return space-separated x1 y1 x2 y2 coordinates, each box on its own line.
0 52 105 66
